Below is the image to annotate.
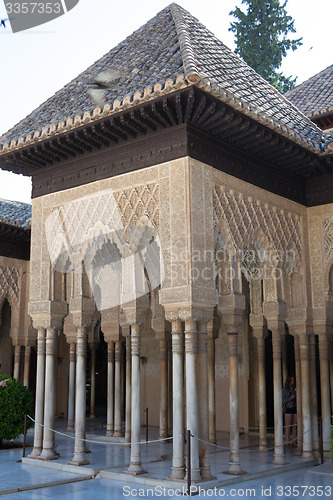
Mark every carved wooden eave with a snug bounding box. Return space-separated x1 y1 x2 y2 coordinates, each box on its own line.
0 222 30 260
0 86 332 206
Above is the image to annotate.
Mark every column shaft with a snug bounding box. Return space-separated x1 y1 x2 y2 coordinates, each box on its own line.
28 328 45 458
90 345 96 419
106 341 114 436
225 332 245 474
23 346 31 388
169 321 185 479
272 329 286 465
207 323 216 444
69 328 89 465
125 336 131 443
160 339 168 439
294 335 303 454
309 334 319 454
40 328 58 460
13 345 21 380
126 324 146 474
185 320 201 482
257 336 267 451
198 322 213 480
318 334 331 455
114 341 122 437
281 334 288 385
67 343 76 431
168 340 173 437
299 334 313 459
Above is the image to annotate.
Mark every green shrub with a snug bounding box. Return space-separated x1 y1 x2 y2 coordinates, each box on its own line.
0 374 34 443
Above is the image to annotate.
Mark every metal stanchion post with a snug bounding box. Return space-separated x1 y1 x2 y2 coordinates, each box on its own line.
319 417 324 464
187 429 191 496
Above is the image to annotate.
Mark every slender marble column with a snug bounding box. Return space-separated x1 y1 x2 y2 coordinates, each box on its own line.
207 322 216 444
225 332 245 474
318 333 331 456
198 321 213 480
23 345 31 387
281 333 288 385
126 323 146 474
257 335 267 451
114 341 122 437
294 335 303 454
309 334 319 454
168 340 173 437
160 339 168 439
299 334 313 459
67 343 76 431
89 344 96 419
13 345 21 380
28 328 46 458
69 328 89 465
271 329 286 465
39 328 58 460
106 341 115 436
330 335 333 413
185 319 201 482
125 335 131 443
169 320 185 480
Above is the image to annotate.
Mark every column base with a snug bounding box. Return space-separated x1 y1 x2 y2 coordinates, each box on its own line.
89 415 96 420
167 466 186 481
200 468 216 481
185 469 202 483
113 431 123 438
125 463 147 475
38 449 59 460
259 446 268 452
67 420 74 431
302 450 314 459
27 448 42 458
68 453 90 466
106 430 114 437
223 465 246 475
272 453 287 465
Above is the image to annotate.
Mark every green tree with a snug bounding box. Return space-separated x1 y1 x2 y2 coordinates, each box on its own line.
229 0 302 93
0 374 33 446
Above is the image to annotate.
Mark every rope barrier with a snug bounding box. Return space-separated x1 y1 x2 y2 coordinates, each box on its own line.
27 415 175 446
26 416 319 455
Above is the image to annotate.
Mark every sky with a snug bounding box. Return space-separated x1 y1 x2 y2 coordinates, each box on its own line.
0 0 332 204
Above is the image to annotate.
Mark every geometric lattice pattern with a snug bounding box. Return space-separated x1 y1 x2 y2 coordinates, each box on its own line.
213 185 302 260
45 183 159 267
323 216 333 263
0 266 20 304
114 183 159 231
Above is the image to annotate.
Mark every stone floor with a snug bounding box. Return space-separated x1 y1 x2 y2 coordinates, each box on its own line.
0 417 331 498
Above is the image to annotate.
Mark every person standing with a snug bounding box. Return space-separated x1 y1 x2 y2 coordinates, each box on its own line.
282 375 297 448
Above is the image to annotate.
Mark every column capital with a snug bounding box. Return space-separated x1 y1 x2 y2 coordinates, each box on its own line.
70 297 95 328
164 305 214 324
218 293 245 332
29 300 67 330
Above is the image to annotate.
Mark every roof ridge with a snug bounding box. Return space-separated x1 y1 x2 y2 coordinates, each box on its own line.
171 3 200 83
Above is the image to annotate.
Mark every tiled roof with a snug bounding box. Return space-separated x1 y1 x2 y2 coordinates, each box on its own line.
0 3 327 155
285 65 333 118
0 198 32 228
